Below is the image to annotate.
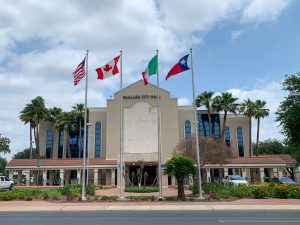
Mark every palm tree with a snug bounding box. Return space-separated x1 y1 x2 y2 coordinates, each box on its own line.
195 91 214 138
19 96 47 159
253 100 269 154
54 111 77 158
164 156 195 200
239 99 256 156
212 92 239 140
45 107 62 158
19 106 35 159
72 103 85 158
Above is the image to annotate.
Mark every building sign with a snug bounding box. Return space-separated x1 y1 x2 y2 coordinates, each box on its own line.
123 95 161 100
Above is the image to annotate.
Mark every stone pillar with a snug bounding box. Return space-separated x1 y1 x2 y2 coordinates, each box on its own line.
162 175 168 188
59 169 65 186
111 168 116 186
259 168 265 183
171 176 176 186
106 169 111 185
117 167 120 188
48 171 53 186
25 170 30 186
242 168 247 178
17 170 22 186
206 168 211 183
8 170 13 181
273 168 278 177
224 168 229 177
42 170 47 186
94 169 99 185
278 168 283 177
77 169 81 184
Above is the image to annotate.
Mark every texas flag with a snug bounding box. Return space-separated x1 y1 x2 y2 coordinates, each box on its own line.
96 55 120 80
165 54 190 80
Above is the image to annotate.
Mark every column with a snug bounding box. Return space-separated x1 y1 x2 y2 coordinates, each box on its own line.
17 170 22 186
278 168 283 177
94 169 99 185
206 168 211 183
59 169 65 186
42 170 47 186
106 169 111 185
171 176 176 186
8 170 13 181
48 171 53 186
224 168 229 177
25 170 30 186
242 168 247 179
162 175 168 188
77 169 81 184
111 168 115 186
273 168 278 177
259 167 265 183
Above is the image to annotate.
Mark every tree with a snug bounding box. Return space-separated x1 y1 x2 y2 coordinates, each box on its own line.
174 135 233 165
45 107 62 158
239 98 256 156
0 133 10 154
164 156 195 200
276 73 300 162
72 104 85 158
54 111 78 158
195 91 214 138
253 100 269 153
13 148 37 159
212 92 239 140
254 139 289 155
0 156 7 174
20 96 47 159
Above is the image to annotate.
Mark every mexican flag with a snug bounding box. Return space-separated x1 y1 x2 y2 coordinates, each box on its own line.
142 55 157 86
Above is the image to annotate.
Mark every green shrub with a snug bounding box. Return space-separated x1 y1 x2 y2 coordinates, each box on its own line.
251 187 269 199
202 183 251 199
62 184 81 200
189 183 199 195
42 189 62 200
86 184 96 196
100 195 118 201
288 187 300 199
0 192 17 201
126 196 155 201
272 185 290 199
125 186 158 193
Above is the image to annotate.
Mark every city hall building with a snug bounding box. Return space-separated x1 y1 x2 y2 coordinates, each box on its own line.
7 80 297 186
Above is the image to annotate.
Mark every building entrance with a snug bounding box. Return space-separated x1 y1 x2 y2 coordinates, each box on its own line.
128 164 157 186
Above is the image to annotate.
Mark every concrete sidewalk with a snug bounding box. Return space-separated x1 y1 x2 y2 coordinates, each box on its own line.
1 199 300 212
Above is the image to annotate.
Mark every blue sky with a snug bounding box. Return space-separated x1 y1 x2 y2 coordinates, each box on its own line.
0 0 299 159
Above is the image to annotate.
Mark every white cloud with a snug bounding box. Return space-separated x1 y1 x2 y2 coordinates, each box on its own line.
231 30 243 41
241 0 291 24
178 98 191 106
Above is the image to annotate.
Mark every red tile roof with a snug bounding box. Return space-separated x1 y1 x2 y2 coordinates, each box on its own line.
226 154 297 166
7 158 117 168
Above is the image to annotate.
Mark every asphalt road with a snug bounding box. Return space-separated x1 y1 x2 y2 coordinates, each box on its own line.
1 211 300 225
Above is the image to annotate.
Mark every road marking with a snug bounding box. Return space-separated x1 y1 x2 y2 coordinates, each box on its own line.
218 219 300 223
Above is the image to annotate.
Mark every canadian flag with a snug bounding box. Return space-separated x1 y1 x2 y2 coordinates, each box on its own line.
96 55 120 80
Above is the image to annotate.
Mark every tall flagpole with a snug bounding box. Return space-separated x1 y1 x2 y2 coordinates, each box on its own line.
190 48 204 199
156 50 163 200
119 50 125 200
81 50 89 201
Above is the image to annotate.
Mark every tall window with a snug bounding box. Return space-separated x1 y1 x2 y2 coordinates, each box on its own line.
58 130 64 158
184 120 191 139
69 133 79 158
197 113 220 138
94 122 102 158
224 127 230 146
45 129 52 158
237 126 244 157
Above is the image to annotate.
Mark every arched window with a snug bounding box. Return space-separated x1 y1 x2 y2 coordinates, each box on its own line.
224 127 230 146
58 130 64 158
237 126 244 157
95 122 102 158
184 120 191 139
46 129 52 158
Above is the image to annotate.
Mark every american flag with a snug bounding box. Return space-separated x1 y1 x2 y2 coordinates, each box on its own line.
73 57 86 86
